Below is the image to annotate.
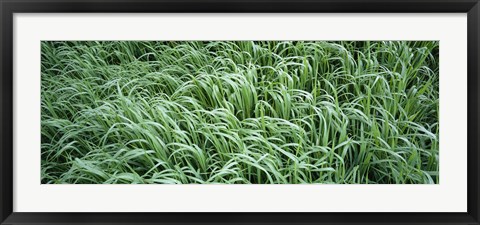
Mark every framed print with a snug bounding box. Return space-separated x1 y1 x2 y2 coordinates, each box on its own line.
1 0 479 224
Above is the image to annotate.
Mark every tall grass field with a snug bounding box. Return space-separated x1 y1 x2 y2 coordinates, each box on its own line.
41 41 439 184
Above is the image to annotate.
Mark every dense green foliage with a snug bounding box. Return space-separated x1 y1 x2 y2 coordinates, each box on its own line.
41 41 439 184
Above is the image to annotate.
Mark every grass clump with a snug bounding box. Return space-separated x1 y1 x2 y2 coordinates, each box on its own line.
41 41 439 184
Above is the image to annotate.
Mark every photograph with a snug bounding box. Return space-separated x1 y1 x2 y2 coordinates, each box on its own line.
40 41 439 184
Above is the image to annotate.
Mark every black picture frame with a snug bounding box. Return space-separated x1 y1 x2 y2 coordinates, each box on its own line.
1 0 479 224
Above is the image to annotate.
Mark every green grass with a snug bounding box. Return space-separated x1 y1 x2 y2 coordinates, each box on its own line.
41 41 439 184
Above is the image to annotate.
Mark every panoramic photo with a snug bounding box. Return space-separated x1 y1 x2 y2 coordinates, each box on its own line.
41 41 439 184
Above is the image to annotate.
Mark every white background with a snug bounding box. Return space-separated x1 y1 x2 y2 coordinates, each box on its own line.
13 13 467 212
